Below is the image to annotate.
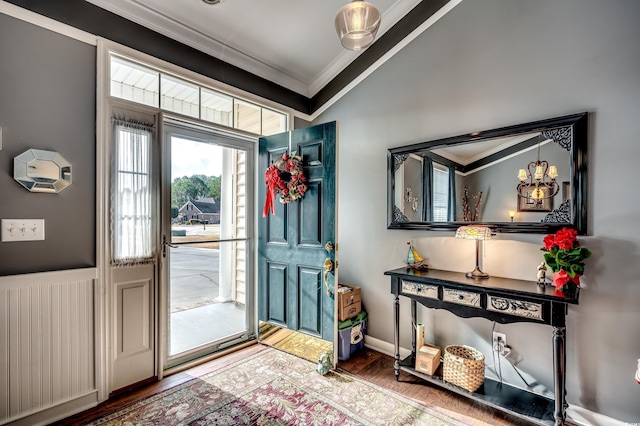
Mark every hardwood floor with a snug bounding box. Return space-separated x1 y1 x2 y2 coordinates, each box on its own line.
339 348 535 426
53 343 535 425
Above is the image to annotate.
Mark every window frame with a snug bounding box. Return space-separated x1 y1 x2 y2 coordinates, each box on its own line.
109 52 291 136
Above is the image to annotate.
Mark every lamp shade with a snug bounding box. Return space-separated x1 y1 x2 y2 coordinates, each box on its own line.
517 169 527 182
455 226 493 241
534 165 544 180
335 0 381 51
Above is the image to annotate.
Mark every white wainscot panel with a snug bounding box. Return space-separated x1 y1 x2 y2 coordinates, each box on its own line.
0 269 96 424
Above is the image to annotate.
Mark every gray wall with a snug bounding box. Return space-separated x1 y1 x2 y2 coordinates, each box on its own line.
0 14 96 275
317 0 640 421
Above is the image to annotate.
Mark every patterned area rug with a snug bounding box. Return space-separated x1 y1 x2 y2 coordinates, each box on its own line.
89 347 467 425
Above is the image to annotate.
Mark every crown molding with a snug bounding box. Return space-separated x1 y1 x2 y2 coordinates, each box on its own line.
0 0 97 45
85 0 310 96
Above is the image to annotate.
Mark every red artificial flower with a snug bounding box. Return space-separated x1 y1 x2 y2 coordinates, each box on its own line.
554 227 577 250
543 234 555 250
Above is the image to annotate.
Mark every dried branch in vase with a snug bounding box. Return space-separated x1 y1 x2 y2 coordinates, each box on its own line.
462 188 483 222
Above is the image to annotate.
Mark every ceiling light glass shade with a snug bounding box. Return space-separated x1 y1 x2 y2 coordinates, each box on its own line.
335 0 381 51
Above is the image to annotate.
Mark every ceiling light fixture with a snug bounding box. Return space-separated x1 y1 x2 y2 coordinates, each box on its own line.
334 0 381 51
517 141 559 203
201 0 222 5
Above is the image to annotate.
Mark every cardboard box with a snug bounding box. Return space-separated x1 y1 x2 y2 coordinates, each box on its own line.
338 301 362 321
415 343 441 375
337 284 362 321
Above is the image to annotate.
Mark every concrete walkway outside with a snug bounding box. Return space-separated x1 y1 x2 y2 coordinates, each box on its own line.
169 244 246 355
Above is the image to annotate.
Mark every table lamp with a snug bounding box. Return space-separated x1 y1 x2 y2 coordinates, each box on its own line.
455 226 493 279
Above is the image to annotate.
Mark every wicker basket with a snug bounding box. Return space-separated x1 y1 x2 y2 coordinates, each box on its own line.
443 345 485 392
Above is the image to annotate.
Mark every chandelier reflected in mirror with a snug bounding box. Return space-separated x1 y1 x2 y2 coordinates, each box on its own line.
516 141 559 203
335 0 381 51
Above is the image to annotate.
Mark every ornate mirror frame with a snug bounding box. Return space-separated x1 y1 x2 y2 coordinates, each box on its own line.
387 112 588 234
14 148 72 193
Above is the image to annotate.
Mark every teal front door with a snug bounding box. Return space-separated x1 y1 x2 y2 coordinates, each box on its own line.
258 122 337 342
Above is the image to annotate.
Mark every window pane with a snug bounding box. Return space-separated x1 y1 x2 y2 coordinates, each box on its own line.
433 164 449 222
110 55 290 136
161 75 199 118
113 124 154 262
201 88 233 127
234 100 261 134
110 56 159 107
262 108 287 135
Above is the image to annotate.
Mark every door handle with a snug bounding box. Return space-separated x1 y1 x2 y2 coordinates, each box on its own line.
323 258 334 296
162 235 178 258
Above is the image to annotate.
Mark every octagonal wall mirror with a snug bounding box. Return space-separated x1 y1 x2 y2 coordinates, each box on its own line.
14 148 72 193
387 112 588 234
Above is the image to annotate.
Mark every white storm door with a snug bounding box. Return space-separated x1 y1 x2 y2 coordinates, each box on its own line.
161 119 256 370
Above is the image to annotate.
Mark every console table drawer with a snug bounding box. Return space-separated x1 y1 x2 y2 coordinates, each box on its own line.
443 288 481 308
487 295 544 321
402 281 438 299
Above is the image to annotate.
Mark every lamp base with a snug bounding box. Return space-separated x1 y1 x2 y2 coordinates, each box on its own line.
466 266 489 280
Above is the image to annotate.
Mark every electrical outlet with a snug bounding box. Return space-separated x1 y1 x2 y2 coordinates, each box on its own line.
493 331 507 353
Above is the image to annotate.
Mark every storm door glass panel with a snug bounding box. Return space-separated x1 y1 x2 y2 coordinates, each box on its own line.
110 56 160 107
233 100 261 134
433 163 450 222
161 75 199 118
201 88 233 127
164 128 252 369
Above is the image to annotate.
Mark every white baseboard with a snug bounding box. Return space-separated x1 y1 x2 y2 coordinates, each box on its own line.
4 391 99 426
364 335 411 359
566 406 630 426
363 336 626 426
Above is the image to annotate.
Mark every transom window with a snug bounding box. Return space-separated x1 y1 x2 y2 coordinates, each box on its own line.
110 55 287 136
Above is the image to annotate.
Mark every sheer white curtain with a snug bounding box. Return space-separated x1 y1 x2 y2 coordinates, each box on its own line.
111 118 155 265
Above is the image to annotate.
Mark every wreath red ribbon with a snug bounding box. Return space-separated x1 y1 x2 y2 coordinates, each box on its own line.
263 152 308 217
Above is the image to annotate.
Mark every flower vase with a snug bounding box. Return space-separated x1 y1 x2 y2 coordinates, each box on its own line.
551 270 581 291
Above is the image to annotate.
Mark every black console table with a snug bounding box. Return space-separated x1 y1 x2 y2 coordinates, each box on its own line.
385 267 579 426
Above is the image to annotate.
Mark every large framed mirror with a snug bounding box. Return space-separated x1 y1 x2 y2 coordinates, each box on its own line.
387 112 588 234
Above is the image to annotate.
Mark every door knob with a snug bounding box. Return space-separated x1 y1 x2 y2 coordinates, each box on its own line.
162 235 178 258
323 258 334 296
325 241 334 252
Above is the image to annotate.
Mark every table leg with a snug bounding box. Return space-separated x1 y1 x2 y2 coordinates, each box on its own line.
394 293 400 381
411 299 417 354
553 325 566 425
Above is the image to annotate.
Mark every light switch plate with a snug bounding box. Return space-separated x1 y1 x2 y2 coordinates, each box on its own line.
1 219 45 242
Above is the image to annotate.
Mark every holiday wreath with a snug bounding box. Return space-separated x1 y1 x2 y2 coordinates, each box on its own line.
263 151 307 216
